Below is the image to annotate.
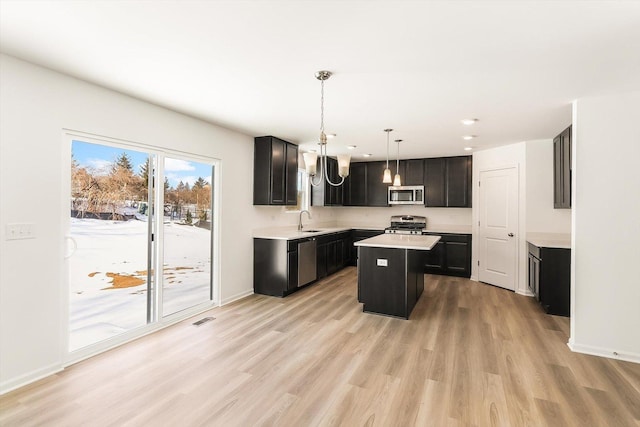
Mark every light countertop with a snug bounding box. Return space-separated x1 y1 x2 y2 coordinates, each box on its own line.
254 224 471 241
527 232 571 249
253 227 353 240
354 234 441 251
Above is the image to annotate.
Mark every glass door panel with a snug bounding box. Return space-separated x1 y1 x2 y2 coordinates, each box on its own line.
162 157 213 316
69 140 153 351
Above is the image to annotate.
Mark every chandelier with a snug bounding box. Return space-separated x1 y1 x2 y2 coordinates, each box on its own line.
303 70 351 187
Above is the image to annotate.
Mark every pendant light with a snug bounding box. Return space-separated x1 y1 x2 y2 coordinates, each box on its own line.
393 139 402 186
303 70 351 187
382 129 393 183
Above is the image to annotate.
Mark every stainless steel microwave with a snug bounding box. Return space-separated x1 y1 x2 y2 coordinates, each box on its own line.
388 185 425 205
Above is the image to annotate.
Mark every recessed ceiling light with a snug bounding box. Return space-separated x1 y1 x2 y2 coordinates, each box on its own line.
347 145 357 150
326 133 336 139
463 135 477 140
461 119 478 125
362 153 372 157
464 147 473 151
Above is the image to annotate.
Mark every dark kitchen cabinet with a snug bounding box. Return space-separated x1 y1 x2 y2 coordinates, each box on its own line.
366 161 391 207
317 231 352 279
344 162 367 206
253 136 298 205
254 238 298 297
358 246 425 319
398 159 425 186
528 243 570 316
423 232 472 278
554 126 572 209
424 156 472 207
311 157 344 206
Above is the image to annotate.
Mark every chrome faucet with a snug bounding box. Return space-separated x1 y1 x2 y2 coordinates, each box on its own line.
298 210 311 231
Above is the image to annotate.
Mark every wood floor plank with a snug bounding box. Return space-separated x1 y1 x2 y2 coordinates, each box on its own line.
1 266 639 427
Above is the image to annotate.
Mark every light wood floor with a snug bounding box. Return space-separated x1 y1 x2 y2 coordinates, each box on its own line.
2 268 639 426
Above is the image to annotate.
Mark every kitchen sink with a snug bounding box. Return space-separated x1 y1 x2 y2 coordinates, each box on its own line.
301 229 321 233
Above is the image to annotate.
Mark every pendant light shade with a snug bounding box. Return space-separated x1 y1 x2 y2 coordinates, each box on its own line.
303 152 318 175
337 154 351 177
383 168 392 183
393 139 402 186
383 129 393 183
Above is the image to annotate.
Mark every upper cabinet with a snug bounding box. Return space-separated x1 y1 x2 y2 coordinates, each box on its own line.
554 126 572 209
424 156 472 207
311 157 344 206
253 136 298 206
398 159 425 186
366 161 391 207
343 162 367 206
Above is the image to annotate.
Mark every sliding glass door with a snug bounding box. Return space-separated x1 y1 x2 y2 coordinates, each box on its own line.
67 136 216 354
161 157 213 316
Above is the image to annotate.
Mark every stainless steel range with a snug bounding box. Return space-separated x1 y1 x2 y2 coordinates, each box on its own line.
385 215 427 235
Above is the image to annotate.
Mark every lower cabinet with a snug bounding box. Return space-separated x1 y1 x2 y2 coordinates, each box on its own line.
317 231 352 279
423 233 472 278
254 238 297 297
528 243 570 316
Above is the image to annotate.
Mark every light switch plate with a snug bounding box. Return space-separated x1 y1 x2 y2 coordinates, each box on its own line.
376 258 388 267
5 223 36 240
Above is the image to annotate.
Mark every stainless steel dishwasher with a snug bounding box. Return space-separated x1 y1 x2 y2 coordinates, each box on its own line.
297 238 317 287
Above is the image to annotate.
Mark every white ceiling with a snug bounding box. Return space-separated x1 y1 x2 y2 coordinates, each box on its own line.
1 1 639 160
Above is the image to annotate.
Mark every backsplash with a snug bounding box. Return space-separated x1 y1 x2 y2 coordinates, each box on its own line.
252 204 472 231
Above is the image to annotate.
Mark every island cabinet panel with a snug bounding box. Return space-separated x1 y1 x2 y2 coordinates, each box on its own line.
254 136 298 206
358 246 425 319
423 233 472 278
366 161 391 207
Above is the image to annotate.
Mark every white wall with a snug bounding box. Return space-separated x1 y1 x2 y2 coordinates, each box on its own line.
570 92 640 362
472 143 528 292
525 139 572 233
0 54 261 392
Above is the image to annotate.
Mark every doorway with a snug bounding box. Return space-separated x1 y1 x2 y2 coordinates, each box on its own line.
478 167 518 290
66 134 217 357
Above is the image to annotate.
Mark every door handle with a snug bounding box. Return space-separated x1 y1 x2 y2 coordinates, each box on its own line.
64 235 77 259
508 233 514 237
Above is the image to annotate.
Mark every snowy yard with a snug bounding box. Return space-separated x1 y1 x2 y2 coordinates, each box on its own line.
69 218 211 351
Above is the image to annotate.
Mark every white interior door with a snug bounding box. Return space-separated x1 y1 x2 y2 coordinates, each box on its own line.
478 167 518 290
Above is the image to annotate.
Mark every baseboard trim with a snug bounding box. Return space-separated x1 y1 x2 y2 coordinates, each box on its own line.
221 289 254 306
568 340 640 364
0 363 63 395
516 288 534 297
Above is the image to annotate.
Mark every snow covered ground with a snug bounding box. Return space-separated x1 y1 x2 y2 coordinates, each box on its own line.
69 218 211 351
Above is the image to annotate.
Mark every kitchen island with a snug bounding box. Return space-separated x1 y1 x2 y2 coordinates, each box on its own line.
354 234 440 319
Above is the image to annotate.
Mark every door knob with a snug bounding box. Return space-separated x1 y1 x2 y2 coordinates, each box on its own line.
508 233 514 237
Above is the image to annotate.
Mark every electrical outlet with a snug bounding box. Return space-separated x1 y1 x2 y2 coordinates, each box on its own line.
5 223 36 240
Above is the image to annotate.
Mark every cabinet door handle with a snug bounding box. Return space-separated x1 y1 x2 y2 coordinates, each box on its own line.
508 233 514 237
